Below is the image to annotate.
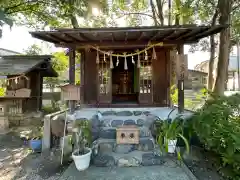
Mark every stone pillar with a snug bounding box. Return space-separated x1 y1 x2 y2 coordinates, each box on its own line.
177 45 184 113
69 48 76 112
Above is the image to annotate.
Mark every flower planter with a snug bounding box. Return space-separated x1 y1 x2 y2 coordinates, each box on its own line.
167 139 177 153
72 148 92 171
29 138 42 152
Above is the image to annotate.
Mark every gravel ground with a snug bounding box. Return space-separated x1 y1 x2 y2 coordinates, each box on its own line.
0 131 71 180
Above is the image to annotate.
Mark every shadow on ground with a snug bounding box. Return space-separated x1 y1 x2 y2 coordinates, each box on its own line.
0 130 71 180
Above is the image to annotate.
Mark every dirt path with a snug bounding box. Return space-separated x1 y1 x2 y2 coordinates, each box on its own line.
0 132 70 180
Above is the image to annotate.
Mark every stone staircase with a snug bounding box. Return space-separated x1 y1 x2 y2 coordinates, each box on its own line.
90 110 164 167
71 107 193 167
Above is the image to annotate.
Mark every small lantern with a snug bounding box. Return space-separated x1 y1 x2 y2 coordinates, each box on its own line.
60 84 80 101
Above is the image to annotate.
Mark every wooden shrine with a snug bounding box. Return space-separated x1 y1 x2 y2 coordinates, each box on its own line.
30 25 226 111
0 55 58 127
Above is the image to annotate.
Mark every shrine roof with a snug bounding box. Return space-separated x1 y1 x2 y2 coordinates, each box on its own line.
0 55 58 77
30 25 227 48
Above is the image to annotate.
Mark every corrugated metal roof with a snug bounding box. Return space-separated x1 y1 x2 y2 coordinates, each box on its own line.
0 48 21 56
0 55 52 75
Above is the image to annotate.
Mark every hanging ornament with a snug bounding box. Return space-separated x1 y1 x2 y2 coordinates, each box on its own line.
103 52 106 62
96 47 100 64
116 56 119 66
152 46 157 60
109 51 114 69
15 77 18 84
124 52 128 70
132 56 135 64
145 50 148 60
137 50 141 68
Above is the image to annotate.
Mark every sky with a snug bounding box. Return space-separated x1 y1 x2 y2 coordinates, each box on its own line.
0 25 211 69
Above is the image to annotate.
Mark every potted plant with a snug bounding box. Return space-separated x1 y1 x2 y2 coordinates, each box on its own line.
28 127 43 152
157 117 189 156
71 119 92 171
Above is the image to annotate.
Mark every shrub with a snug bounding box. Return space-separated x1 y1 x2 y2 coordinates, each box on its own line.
190 93 240 178
42 104 60 114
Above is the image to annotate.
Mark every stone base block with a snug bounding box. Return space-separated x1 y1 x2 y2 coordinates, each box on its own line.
93 151 165 167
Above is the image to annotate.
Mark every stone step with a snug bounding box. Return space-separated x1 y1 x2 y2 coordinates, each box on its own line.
92 150 164 167
92 138 155 155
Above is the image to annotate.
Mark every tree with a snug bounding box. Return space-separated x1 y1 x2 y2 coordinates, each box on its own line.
24 44 43 55
213 0 232 95
0 8 13 37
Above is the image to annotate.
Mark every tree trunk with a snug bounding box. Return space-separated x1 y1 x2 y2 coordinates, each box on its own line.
208 8 219 91
150 0 158 26
155 0 164 25
71 15 79 28
213 0 232 96
208 35 215 90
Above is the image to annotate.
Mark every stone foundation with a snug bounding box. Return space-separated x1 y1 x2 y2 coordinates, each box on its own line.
74 109 165 167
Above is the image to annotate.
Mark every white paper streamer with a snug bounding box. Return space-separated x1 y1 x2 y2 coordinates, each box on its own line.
116 56 119 66
103 53 106 62
124 52 128 70
145 50 148 60
110 52 114 69
132 56 135 64
137 50 141 68
152 47 157 60
96 48 99 64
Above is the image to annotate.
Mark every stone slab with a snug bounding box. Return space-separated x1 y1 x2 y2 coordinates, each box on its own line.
60 159 192 180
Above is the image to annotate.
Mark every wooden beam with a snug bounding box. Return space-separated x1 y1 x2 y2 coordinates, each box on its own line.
63 33 81 42
137 32 144 41
176 29 202 40
111 32 116 42
33 34 58 44
48 34 69 43
149 31 161 41
124 32 128 42
78 33 92 41
166 30 191 40
163 30 177 40
55 40 196 49
187 27 218 41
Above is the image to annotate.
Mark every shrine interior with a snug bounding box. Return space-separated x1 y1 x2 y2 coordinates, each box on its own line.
112 55 138 104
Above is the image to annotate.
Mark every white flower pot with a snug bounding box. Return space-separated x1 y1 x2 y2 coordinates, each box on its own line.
167 139 177 153
72 148 92 171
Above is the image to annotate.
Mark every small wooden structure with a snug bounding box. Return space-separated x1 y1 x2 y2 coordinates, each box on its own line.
60 84 80 101
0 55 58 127
117 125 140 144
30 25 226 112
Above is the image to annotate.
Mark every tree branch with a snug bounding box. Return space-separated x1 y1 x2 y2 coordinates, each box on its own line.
117 12 161 25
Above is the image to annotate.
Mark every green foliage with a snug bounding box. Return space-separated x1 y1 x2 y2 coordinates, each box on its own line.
42 104 60 114
170 85 207 110
0 87 5 97
24 44 43 55
190 94 240 178
72 119 92 155
157 117 190 156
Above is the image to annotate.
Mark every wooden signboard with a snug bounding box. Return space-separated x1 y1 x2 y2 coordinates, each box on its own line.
176 54 188 80
60 84 80 101
5 88 31 98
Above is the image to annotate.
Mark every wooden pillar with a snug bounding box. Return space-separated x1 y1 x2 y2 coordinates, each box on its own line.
80 50 85 105
177 45 184 113
69 48 76 112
